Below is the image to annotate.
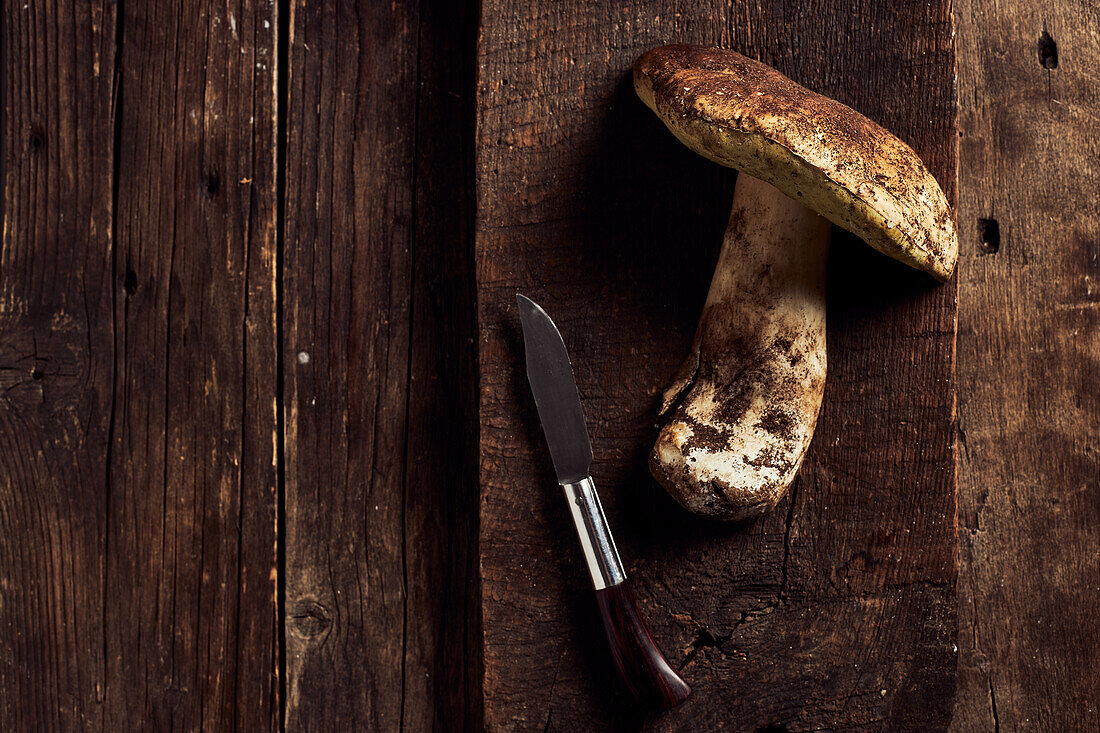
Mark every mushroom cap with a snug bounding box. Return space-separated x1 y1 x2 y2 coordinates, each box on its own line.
634 45 957 280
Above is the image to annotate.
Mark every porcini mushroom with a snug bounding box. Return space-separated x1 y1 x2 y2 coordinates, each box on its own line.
634 45 957 520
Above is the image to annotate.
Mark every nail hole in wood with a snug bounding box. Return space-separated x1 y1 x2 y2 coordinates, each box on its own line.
978 218 1000 255
29 131 44 151
123 268 138 295
1038 31 1059 69
30 368 43 381
204 172 220 197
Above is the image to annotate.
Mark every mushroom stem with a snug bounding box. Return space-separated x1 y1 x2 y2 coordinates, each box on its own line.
651 174 831 520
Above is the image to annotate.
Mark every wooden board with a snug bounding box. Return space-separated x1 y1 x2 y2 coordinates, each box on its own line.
952 1 1100 730
476 2 958 730
282 0 481 729
0 0 278 729
0 1 117 727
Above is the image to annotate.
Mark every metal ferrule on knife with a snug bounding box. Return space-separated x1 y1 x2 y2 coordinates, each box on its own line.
561 477 626 590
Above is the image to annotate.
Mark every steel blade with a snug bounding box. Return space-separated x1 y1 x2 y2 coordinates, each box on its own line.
517 294 593 484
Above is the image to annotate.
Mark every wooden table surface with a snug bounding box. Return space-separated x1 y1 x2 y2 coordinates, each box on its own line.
1 1 1095 731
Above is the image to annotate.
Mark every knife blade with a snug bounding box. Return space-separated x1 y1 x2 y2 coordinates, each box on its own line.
517 294 691 710
517 294 593 484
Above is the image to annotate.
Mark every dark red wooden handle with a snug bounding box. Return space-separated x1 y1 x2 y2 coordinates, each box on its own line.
594 581 691 709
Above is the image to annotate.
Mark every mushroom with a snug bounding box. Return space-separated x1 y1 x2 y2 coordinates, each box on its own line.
634 45 957 520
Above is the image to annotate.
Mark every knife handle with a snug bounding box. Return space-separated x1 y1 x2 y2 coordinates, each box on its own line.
562 478 691 709
595 580 692 709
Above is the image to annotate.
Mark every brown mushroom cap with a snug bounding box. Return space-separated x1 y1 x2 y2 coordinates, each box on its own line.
634 45 957 280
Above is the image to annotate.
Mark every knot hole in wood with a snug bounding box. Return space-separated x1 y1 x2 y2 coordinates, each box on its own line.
289 600 332 639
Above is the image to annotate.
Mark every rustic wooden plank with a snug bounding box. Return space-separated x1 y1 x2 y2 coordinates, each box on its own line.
0 1 117 728
1 0 279 729
476 2 958 730
102 0 279 728
952 1 1100 730
282 3 416 727
282 0 481 729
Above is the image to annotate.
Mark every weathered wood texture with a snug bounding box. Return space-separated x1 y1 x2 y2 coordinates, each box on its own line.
105 1 280 728
476 3 958 730
15 1 1100 730
1 0 279 728
952 2 1100 731
0 1 117 727
282 0 480 730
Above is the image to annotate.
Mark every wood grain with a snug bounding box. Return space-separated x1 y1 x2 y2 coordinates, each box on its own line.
1 0 279 729
282 0 480 729
476 2 958 730
953 1 1100 730
0 1 117 727
16 1 1099 729
104 0 280 728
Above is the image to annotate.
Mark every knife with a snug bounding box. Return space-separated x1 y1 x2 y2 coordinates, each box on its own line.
517 294 692 710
